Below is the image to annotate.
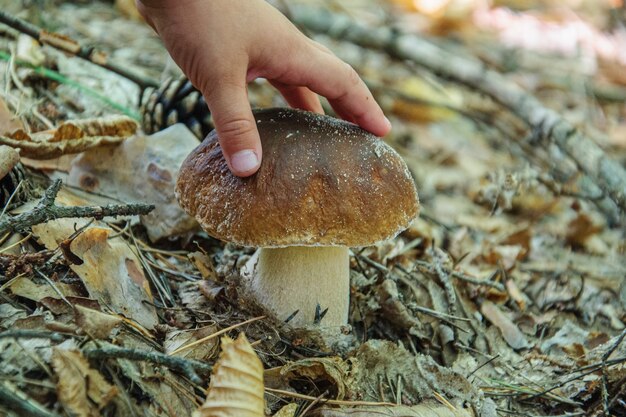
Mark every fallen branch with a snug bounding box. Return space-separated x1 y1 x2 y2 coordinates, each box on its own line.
290 7 626 220
83 345 212 385
0 11 158 89
0 179 154 235
0 329 66 342
0 382 62 417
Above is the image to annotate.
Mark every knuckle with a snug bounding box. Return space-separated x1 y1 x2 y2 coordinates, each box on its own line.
217 117 257 139
345 64 361 86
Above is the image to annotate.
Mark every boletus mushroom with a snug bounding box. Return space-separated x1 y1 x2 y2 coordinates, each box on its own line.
176 108 419 327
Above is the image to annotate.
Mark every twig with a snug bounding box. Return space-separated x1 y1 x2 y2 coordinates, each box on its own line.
169 315 266 356
0 180 154 235
0 329 66 342
0 50 141 119
0 382 62 417
290 6 626 219
601 329 626 416
0 11 158 89
264 387 396 407
410 261 506 292
431 248 457 317
83 346 212 385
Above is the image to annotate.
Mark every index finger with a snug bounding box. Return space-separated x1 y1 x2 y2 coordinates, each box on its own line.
280 43 391 137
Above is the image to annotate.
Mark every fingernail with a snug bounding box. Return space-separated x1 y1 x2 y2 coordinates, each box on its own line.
231 150 259 173
384 116 392 130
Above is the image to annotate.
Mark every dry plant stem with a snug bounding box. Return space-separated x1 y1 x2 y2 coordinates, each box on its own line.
0 382 62 417
0 329 66 342
0 11 158 89
83 346 212 384
248 246 349 326
0 179 154 235
290 7 626 218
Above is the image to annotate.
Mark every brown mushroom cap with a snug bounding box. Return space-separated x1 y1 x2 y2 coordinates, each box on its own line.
176 108 419 247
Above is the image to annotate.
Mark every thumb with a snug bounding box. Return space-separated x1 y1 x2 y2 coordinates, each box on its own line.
204 79 262 177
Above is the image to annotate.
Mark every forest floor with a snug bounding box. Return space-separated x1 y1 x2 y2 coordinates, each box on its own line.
0 1 625 416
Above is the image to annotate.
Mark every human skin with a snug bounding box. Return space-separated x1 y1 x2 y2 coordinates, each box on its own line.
136 0 392 176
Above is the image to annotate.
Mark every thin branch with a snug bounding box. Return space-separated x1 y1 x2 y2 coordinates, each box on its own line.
290 6 626 219
0 180 154 235
408 261 506 292
0 382 62 417
0 329 67 342
0 11 158 89
83 346 212 385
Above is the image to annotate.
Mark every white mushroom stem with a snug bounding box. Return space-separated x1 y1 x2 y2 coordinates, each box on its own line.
244 246 350 327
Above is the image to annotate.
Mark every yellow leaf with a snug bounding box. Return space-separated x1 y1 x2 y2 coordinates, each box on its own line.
194 333 264 417
0 116 137 159
51 349 117 417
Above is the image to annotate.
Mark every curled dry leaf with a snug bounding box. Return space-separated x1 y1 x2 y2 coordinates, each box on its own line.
278 357 348 400
0 115 137 159
194 333 264 417
51 349 118 417
32 218 158 329
74 305 122 340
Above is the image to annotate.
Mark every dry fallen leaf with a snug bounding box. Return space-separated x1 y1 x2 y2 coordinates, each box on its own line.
391 77 463 122
32 218 158 329
9 275 81 301
566 212 603 247
194 333 264 417
480 301 530 350
165 325 219 361
273 404 298 417
0 115 137 159
51 348 118 417
74 305 123 340
0 97 24 135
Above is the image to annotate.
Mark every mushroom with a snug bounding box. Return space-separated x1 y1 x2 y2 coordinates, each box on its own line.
176 108 419 327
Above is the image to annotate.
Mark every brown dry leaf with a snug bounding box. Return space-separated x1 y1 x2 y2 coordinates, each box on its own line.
9 275 82 301
273 404 298 417
480 301 530 350
51 349 118 417
0 145 20 179
68 124 199 241
0 116 137 159
484 245 525 270
505 279 528 311
189 251 217 280
74 305 122 340
194 333 264 417
565 212 603 247
164 325 219 361
0 97 23 134
32 219 158 329
391 77 463 123
279 357 348 400
20 154 77 173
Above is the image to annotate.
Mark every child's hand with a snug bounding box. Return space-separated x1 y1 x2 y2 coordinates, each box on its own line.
137 0 391 176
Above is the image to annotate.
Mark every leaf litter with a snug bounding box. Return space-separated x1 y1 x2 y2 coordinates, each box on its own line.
0 0 625 417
